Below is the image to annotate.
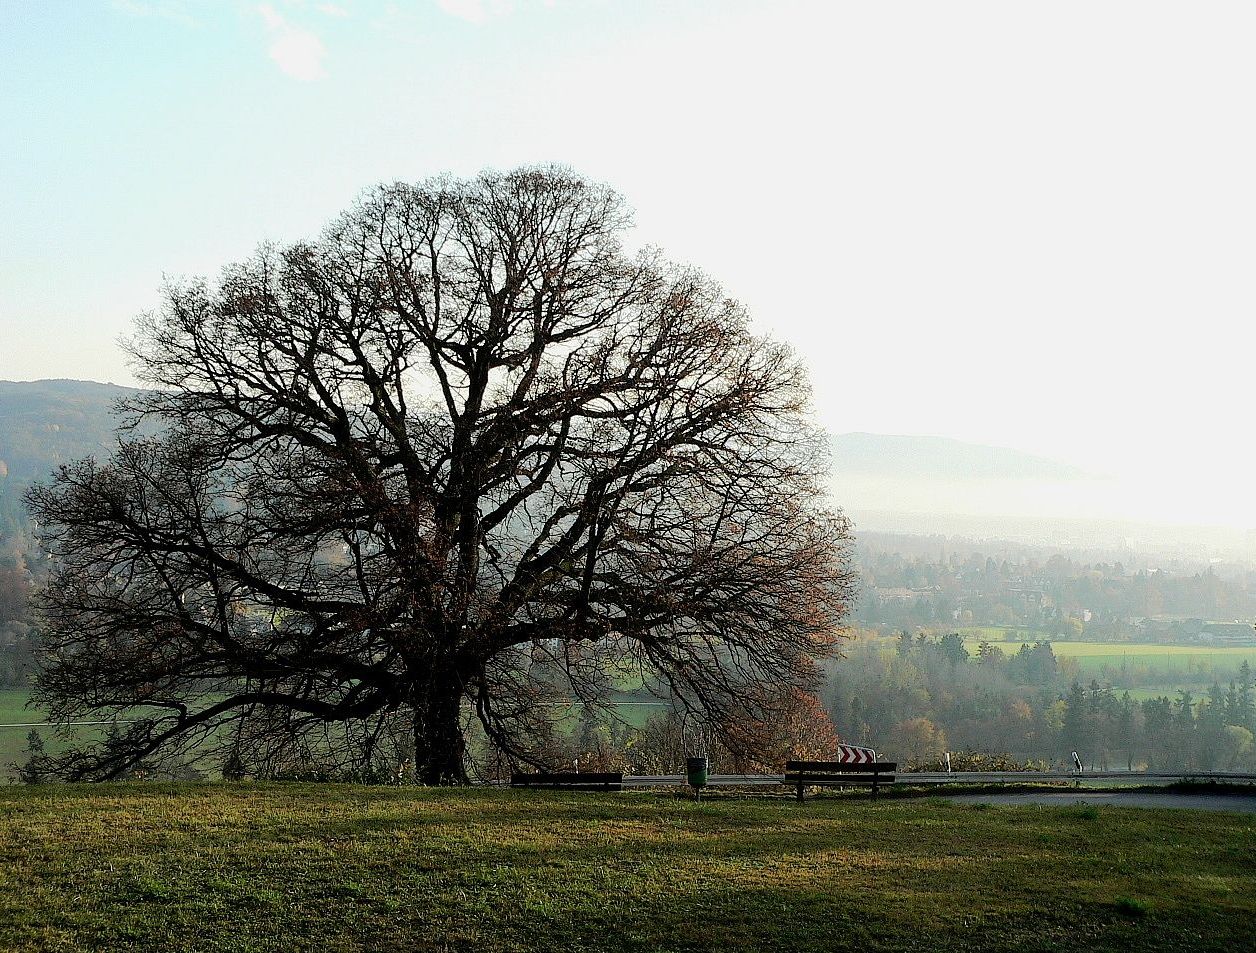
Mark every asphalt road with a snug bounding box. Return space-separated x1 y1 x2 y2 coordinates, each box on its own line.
945 790 1256 813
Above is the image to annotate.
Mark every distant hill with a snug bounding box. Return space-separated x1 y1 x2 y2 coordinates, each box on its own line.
0 385 1129 554
830 433 1089 482
826 433 1129 546
0 379 139 543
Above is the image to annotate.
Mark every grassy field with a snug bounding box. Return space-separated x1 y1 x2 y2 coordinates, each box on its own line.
0 688 38 725
0 690 161 783
550 699 667 732
0 690 668 781
991 642 1256 661
950 637 1256 682
0 784 1253 952
954 626 1056 642
954 633 1256 662
0 689 120 781
0 688 44 778
1019 643 1256 682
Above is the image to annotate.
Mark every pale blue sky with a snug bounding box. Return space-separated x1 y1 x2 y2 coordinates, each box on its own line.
4 1 1256 527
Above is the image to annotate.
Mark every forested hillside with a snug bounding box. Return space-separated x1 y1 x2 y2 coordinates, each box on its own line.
821 631 1256 772
854 532 1256 637
0 379 136 547
0 380 136 685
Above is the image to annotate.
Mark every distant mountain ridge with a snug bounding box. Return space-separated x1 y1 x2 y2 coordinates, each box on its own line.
0 381 1094 548
831 432 1089 482
0 379 139 542
0 379 138 481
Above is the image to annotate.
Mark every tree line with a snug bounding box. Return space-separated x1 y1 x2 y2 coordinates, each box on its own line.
823 631 1256 771
857 544 1256 638
0 550 36 687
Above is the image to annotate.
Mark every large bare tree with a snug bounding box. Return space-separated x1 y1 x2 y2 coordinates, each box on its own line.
28 166 853 783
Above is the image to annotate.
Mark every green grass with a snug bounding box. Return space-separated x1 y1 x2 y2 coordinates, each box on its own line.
550 699 668 733
0 690 670 780
1027 643 1256 683
1027 642 1256 661
958 638 1256 661
954 626 1055 642
0 690 122 781
1122 686 1206 702
1 784 1253 952
0 688 41 726
1115 896 1151 919
953 639 1256 682
0 689 46 778
894 633 1256 698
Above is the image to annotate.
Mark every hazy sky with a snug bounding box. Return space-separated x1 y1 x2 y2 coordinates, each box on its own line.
3 1 1255 528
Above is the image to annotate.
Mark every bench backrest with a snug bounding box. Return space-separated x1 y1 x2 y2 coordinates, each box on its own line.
785 760 896 774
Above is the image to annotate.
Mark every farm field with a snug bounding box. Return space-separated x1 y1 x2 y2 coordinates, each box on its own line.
992 642 1256 661
0 689 44 778
1123 687 1184 702
910 630 1256 670
1025 644 1255 684
0 688 38 726
0 689 114 780
0 689 670 781
551 699 667 732
1 783 1253 952
953 638 1256 682
954 626 1056 642
0 688 669 731
953 632 1256 662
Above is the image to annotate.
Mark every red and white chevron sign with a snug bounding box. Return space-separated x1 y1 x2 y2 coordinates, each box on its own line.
837 744 876 764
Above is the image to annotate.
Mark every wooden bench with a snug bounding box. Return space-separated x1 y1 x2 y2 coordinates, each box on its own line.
783 760 897 801
510 771 623 791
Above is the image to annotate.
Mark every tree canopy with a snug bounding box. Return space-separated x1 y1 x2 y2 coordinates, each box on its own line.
29 166 852 783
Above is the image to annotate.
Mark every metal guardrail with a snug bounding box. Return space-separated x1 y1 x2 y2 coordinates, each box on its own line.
624 774 783 787
892 770 1256 785
0 721 136 728
619 771 1256 788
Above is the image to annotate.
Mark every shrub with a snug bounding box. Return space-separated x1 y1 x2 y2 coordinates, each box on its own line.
907 751 1049 772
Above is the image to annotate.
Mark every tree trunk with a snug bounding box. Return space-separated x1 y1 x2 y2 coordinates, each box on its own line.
413 677 468 785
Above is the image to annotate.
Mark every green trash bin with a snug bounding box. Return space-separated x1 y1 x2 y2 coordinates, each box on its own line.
686 756 708 791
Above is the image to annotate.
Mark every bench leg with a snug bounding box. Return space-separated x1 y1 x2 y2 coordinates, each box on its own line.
796 781 804 803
